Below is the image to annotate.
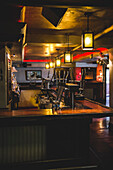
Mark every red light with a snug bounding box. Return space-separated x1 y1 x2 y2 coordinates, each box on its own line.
18 5 23 8
23 59 51 63
18 20 21 23
73 47 108 61
61 58 64 62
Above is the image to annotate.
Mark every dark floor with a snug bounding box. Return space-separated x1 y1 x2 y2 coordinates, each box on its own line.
90 117 113 170
45 117 113 170
48 117 113 170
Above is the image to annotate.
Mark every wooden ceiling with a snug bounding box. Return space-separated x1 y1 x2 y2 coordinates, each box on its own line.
1 1 113 62
24 6 113 61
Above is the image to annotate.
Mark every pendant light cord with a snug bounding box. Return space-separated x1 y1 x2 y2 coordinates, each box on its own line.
87 15 89 31
84 12 91 32
68 34 69 51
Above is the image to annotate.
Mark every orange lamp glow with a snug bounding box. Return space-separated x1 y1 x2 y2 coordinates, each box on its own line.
55 58 61 67
45 63 50 69
64 51 73 63
49 61 55 68
82 32 94 50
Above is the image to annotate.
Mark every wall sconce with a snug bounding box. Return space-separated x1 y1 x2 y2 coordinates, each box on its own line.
55 58 61 67
45 63 50 69
64 34 73 63
82 12 94 50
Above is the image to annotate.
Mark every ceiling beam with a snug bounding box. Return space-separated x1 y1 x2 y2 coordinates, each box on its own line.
26 34 80 44
20 6 26 22
94 25 113 40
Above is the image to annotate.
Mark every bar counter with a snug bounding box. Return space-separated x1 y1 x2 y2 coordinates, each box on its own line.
0 99 113 167
0 99 112 120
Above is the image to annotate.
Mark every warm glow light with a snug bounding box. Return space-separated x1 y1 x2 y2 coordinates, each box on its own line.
45 47 50 55
56 59 61 67
82 32 94 50
7 53 10 59
99 119 103 129
100 72 102 76
50 44 54 52
64 52 73 63
97 60 100 64
65 53 70 62
49 61 55 68
22 47 25 61
45 63 50 69
85 37 91 45
56 43 61 47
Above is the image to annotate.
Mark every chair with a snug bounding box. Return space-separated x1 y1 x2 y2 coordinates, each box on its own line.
75 81 84 100
37 85 65 110
49 86 65 110
38 78 52 99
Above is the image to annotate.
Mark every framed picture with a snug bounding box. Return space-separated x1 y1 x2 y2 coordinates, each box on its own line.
25 70 42 81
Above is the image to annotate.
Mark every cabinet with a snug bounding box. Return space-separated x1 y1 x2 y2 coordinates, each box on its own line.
84 81 104 103
0 46 12 109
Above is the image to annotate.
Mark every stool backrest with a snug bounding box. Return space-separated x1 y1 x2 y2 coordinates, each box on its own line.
56 86 64 101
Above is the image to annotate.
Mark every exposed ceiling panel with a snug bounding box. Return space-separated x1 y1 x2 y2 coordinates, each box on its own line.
1 1 113 62
42 7 67 27
24 6 113 61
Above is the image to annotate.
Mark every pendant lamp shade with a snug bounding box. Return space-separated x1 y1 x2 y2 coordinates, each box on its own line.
64 51 73 63
45 63 50 69
55 58 61 67
49 61 55 68
82 12 94 50
82 32 94 50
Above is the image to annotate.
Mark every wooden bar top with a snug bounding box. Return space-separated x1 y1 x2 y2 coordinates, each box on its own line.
0 99 113 120
66 83 79 86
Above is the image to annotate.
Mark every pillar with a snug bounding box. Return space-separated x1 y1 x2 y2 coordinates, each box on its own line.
109 48 113 129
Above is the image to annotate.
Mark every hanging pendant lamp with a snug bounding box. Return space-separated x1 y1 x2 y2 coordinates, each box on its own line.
55 49 61 67
64 34 73 63
82 12 94 50
49 54 55 68
45 63 50 69
55 58 61 67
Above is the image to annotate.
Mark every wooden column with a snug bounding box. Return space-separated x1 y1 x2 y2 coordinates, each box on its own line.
109 48 113 129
